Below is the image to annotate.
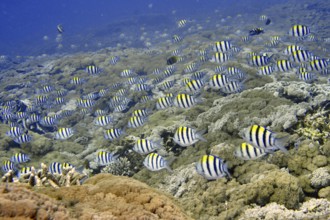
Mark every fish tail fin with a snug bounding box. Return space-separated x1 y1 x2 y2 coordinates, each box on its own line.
223 162 232 179
275 136 290 154
196 129 207 142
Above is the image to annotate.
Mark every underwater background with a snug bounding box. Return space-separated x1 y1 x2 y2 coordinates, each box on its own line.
0 0 329 219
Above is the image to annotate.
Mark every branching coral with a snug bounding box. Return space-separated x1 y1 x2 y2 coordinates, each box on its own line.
1 163 87 188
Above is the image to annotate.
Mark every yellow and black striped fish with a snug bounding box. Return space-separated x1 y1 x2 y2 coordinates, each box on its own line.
195 154 231 180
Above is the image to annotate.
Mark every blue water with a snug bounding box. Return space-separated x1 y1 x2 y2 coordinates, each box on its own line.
0 0 287 56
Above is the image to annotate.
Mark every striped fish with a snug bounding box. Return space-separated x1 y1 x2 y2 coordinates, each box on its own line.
195 154 231 180
173 126 206 147
10 153 30 163
242 124 288 153
173 94 199 108
104 128 125 141
289 24 311 37
234 142 268 160
95 151 118 166
143 153 171 172
54 127 75 140
133 139 163 155
127 116 147 128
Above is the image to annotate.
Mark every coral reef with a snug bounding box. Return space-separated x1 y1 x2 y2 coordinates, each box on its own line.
310 167 330 188
0 184 69 219
2 163 87 188
239 199 330 220
101 156 134 176
39 173 191 219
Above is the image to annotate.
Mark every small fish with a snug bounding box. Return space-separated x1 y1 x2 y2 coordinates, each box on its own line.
308 59 329 71
167 56 178 65
35 95 48 105
284 45 303 55
182 78 191 86
76 99 96 108
275 60 294 72
127 116 147 128
152 68 162 75
250 55 271 66
185 79 205 94
184 62 200 73
104 128 125 141
18 166 32 178
210 52 230 63
98 88 109 97
10 152 30 163
115 88 129 97
258 65 274 75
132 109 151 118
213 41 233 52
160 80 175 90
220 81 244 94
140 95 152 103
49 162 65 174
28 113 41 123
214 66 226 73
156 97 173 109
288 24 311 37
290 50 312 63
241 36 250 42
172 49 182 56
2 160 15 172
259 15 268 21
132 84 152 92
226 67 242 75
109 56 120 65
94 109 108 117
172 35 183 43
195 154 231 180
143 153 171 172
163 66 176 77
6 126 24 138
86 65 101 75
54 127 75 140
191 71 207 80
40 116 57 127
120 69 136 77
266 39 279 47
70 77 85 85
82 92 99 100
94 115 113 126
209 74 231 89
173 126 206 147
242 124 288 153
265 18 271 25
298 72 317 82
174 93 200 108
177 19 188 28
234 142 268 160
42 85 53 93
55 97 65 105
113 104 128 113
13 134 32 144
249 28 264 36
57 24 64 34
133 139 163 155
95 151 118 166
56 89 68 97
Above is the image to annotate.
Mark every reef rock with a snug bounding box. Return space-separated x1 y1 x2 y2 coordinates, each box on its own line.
239 198 330 220
39 173 191 219
0 184 69 219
